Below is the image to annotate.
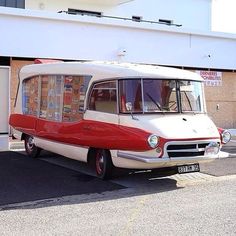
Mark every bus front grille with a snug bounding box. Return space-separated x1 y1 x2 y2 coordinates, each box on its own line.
166 143 210 158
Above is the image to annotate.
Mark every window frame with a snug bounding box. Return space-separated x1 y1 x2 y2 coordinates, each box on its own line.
119 78 144 114
22 75 40 117
178 80 206 114
87 79 119 114
117 78 206 115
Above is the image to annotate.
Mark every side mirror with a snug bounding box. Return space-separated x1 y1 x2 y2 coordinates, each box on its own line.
125 102 133 112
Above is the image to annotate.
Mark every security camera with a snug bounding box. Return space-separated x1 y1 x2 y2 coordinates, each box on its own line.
118 49 127 56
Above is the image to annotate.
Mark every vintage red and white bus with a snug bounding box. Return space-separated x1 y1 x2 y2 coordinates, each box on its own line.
9 60 231 179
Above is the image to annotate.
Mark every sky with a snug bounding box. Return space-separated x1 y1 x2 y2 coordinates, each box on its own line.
212 0 236 34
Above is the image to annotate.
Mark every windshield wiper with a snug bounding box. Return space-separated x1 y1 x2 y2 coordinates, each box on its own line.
146 93 163 111
183 91 193 111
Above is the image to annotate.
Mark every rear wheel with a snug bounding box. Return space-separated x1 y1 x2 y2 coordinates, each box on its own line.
24 135 41 158
95 149 113 180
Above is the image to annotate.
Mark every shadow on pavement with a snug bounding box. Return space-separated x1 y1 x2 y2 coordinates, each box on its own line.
0 151 124 206
0 151 179 210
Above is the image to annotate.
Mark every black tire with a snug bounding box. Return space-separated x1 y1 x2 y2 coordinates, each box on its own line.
24 135 41 158
95 149 113 180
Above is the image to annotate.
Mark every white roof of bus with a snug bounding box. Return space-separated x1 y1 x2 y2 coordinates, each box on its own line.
19 61 203 82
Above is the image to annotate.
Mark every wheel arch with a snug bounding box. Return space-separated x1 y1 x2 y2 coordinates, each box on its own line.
87 147 97 166
21 133 26 141
87 147 114 165
87 147 114 180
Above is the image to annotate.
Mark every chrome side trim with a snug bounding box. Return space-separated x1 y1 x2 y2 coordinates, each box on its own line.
117 151 162 163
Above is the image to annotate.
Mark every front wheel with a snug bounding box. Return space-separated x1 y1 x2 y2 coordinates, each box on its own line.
24 135 41 158
95 149 113 180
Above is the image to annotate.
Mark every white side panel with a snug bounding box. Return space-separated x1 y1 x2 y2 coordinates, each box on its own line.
84 110 119 124
35 137 88 162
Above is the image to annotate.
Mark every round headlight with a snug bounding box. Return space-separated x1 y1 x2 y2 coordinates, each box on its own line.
148 135 159 148
222 130 231 144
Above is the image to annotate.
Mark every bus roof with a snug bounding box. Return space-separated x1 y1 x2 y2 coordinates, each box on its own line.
19 61 203 82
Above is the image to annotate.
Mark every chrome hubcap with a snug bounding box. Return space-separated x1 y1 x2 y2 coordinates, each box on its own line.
27 137 35 151
96 151 104 174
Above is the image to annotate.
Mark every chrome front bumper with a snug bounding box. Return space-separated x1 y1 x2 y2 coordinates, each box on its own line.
117 151 218 163
114 139 222 169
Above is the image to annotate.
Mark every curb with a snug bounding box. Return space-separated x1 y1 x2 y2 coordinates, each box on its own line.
229 153 236 158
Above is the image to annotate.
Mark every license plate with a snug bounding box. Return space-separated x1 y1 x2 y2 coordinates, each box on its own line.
177 164 200 174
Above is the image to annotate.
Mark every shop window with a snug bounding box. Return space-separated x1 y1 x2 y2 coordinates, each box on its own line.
0 0 25 8
88 81 117 113
22 76 39 116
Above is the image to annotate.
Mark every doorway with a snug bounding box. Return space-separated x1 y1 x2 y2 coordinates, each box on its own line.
0 67 10 134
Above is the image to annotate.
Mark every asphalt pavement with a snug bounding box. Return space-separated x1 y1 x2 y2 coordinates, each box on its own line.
0 138 235 207
221 139 236 156
0 151 124 206
0 146 235 207
0 140 235 235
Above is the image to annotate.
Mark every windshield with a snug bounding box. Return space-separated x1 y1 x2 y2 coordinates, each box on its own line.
119 79 205 114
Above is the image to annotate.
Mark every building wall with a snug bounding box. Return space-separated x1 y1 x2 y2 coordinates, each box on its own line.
25 0 111 14
25 0 212 31
10 59 33 114
1 7 235 70
107 0 212 31
211 0 236 34
205 72 236 128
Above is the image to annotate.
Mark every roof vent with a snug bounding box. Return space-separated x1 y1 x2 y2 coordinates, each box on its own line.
34 59 63 64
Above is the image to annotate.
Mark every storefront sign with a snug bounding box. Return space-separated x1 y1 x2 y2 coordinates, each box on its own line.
196 71 222 86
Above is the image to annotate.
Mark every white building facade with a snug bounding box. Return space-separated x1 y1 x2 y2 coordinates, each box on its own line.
0 0 236 150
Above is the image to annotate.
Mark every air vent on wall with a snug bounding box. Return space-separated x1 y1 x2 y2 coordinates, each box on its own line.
132 16 142 22
158 19 173 25
67 8 102 17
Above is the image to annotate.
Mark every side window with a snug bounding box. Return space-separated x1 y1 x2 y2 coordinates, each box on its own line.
22 76 39 116
119 79 142 113
62 76 87 122
40 75 63 121
88 81 117 113
39 75 91 122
